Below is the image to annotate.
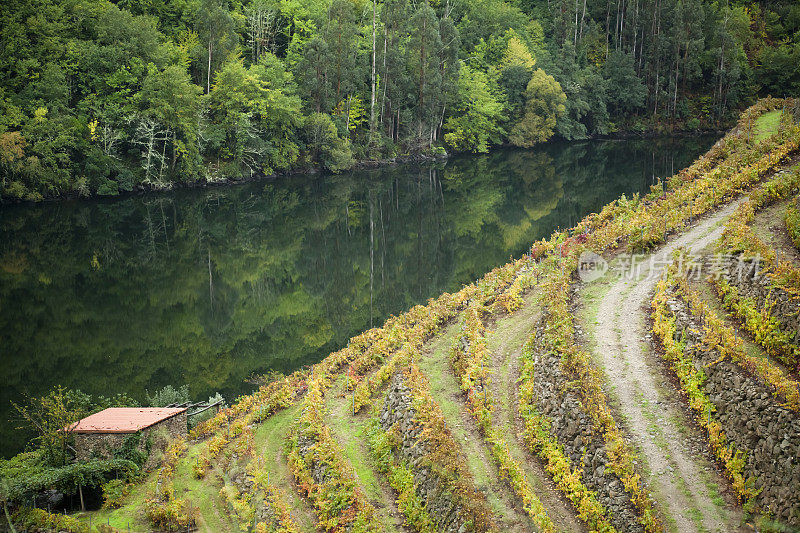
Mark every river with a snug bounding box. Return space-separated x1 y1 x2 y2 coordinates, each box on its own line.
0 136 716 457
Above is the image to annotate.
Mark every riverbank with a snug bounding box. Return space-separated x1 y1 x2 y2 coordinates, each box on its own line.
5 98 800 533
0 150 444 205
0 135 713 461
0 128 723 206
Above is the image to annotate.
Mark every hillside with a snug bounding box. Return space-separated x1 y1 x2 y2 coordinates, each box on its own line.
7 98 800 533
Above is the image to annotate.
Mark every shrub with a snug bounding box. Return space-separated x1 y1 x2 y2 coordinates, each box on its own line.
144 495 198 530
12 507 90 533
303 113 354 173
785 198 800 251
102 478 133 509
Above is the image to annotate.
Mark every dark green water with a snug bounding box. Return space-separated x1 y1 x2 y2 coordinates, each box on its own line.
0 136 715 457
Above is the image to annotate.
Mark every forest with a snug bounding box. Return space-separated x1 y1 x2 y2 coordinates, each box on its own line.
0 0 798 200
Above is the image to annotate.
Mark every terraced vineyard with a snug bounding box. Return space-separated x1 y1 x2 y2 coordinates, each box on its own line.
14 98 800 533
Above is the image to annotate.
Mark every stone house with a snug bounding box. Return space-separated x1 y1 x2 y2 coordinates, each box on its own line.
66 407 187 470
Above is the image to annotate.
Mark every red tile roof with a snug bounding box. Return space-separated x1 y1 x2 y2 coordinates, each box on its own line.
64 407 187 434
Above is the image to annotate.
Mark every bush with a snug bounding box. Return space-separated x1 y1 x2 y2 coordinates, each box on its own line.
785 199 800 250
145 496 198 530
96 179 119 196
12 507 89 533
4 180 27 199
303 113 354 173
102 478 133 509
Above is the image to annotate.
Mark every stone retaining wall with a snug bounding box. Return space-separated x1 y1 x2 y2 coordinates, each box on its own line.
528 325 644 532
667 295 800 524
721 258 800 338
379 375 471 533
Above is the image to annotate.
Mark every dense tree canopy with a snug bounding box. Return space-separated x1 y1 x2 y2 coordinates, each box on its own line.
0 0 796 200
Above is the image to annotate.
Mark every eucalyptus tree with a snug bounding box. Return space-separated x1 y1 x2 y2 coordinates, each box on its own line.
197 0 237 94
378 0 411 140
296 0 362 119
246 0 282 64
406 3 458 147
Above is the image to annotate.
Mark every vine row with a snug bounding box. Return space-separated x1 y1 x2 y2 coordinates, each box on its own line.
450 299 556 532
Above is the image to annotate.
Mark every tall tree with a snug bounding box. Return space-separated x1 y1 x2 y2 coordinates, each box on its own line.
437 15 461 143
136 64 203 178
324 0 360 111
604 50 645 115
407 3 443 146
247 0 281 64
378 0 410 140
369 0 377 143
297 0 360 117
509 68 566 147
208 58 302 175
197 0 236 94
708 3 750 122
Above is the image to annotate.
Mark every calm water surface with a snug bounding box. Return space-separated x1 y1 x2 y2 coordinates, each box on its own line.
0 136 715 456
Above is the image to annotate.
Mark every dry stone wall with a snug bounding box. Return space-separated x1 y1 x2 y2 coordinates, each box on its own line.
667 295 800 524
722 258 800 338
379 375 470 533
528 325 644 532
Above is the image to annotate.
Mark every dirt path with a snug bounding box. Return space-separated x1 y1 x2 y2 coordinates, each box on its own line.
418 324 536 532
581 203 745 533
485 292 587 533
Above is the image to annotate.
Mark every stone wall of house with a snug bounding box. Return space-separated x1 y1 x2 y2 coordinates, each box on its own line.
667 294 800 525
74 412 187 471
528 324 644 533
75 433 128 462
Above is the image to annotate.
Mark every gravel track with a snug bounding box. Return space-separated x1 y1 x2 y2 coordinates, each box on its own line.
584 203 745 532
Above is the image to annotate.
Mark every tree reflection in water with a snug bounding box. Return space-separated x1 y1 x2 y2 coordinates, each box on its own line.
0 136 714 456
